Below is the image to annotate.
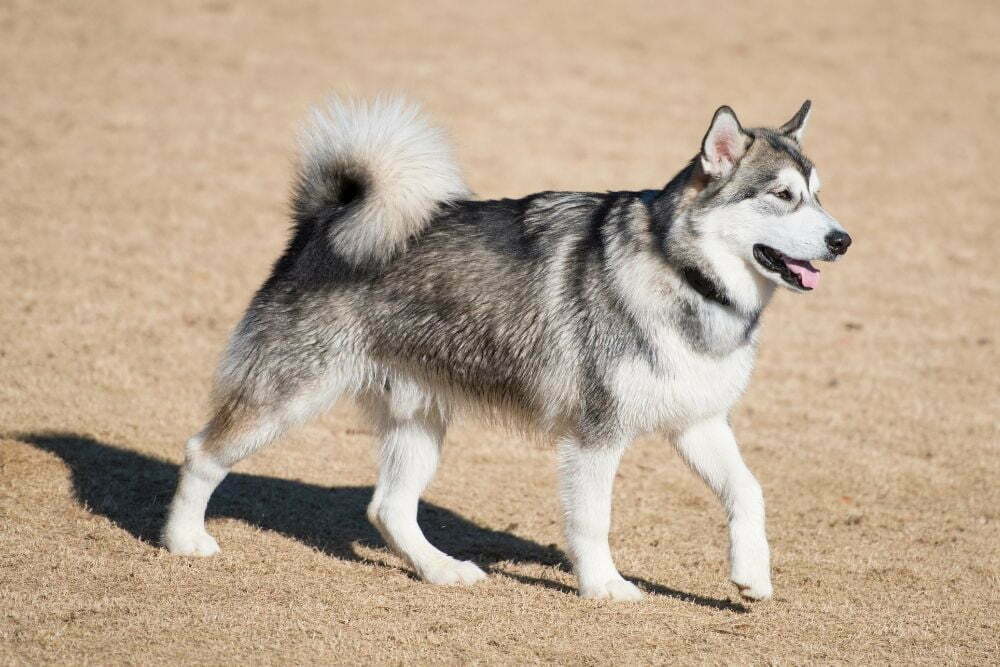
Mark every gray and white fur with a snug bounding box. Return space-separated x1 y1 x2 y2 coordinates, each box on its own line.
163 96 851 601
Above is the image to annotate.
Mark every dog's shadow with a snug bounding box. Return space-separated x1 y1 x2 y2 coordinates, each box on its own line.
18 432 746 613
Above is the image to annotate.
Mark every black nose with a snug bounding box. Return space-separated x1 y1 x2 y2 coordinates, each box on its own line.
825 230 852 255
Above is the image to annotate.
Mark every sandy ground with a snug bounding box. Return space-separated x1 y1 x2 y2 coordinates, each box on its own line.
2 0 999 664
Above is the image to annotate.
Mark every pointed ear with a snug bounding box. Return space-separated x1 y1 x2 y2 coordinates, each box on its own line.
700 106 748 178
779 100 812 143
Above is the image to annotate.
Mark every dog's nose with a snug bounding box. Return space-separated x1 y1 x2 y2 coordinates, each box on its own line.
825 230 852 255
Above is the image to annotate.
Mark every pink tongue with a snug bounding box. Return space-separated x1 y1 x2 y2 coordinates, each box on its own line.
784 258 821 289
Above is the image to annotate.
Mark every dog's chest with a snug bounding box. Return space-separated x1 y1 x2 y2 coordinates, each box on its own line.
611 331 756 431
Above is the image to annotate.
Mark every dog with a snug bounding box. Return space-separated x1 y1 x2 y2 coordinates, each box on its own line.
162 97 851 601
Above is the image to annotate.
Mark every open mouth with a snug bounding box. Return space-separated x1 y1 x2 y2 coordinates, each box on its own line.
753 244 821 290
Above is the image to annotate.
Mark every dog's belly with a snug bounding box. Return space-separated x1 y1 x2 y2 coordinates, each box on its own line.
611 333 756 433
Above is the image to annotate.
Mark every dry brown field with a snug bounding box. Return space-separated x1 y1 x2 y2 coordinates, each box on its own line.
2 1 998 663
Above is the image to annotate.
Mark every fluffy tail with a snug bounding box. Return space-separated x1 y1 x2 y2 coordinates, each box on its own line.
292 96 469 268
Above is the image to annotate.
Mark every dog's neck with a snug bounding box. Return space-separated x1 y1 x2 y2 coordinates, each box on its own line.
679 265 733 308
678 240 775 353
642 167 776 352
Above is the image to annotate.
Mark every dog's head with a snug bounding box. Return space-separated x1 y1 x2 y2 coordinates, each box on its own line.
686 101 850 292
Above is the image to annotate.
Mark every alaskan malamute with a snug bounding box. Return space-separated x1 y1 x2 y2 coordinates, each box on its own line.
163 97 851 601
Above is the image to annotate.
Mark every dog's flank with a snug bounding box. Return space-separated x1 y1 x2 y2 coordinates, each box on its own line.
163 97 851 602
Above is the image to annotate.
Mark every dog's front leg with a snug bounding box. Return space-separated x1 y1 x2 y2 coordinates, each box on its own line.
558 438 643 600
674 416 772 600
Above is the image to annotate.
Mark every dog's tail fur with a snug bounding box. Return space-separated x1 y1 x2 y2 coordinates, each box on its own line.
292 96 469 268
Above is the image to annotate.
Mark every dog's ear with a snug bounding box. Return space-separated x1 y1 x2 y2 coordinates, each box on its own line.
700 106 748 179
779 100 811 143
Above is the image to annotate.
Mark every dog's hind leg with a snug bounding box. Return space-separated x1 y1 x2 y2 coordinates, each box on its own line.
363 380 486 586
163 373 346 557
674 415 772 600
559 437 644 600
162 404 276 556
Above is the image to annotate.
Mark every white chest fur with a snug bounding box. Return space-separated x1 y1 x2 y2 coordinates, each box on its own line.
611 327 756 435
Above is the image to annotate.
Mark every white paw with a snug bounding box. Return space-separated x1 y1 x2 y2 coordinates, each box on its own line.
731 542 772 600
731 571 772 600
417 557 487 586
579 577 644 601
162 524 220 557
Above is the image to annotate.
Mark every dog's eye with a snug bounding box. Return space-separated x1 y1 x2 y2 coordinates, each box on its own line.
773 189 793 202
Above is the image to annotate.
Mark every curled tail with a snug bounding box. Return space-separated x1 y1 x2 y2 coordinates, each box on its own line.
292 96 469 269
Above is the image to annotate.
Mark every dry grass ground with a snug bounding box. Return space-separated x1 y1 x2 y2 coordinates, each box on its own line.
2 0 999 663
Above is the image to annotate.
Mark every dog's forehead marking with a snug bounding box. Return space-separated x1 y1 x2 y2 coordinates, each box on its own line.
758 129 813 177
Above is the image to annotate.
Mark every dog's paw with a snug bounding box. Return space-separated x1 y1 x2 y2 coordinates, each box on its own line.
730 544 771 600
579 578 644 601
730 574 772 601
162 525 220 557
418 557 487 586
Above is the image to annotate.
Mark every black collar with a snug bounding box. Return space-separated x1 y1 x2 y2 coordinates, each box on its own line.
681 266 732 308
638 189 732 309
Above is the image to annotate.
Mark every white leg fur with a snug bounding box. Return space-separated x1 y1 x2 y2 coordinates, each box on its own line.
674 416 772 600
163 372 346 557
559 439 643 600
365 385 486 586
162 416 290 556
162 433 228 556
